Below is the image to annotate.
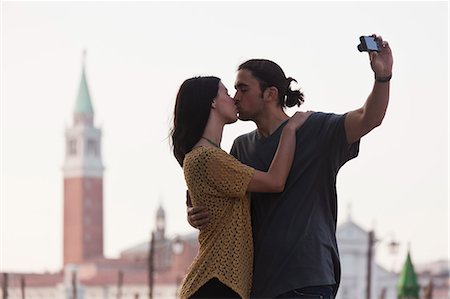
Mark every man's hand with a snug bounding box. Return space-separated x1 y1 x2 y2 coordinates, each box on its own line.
187 205 210 230
369 35 393 77
345 34 393 144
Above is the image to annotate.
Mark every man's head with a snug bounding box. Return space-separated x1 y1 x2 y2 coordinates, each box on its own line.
234 59 304 121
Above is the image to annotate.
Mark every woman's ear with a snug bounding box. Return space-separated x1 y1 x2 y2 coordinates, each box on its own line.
211 100 217 109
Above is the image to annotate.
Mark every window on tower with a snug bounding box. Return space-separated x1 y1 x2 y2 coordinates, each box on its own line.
87 139 98 156
85 197 91 208
84 180 92 190
68 139 77 155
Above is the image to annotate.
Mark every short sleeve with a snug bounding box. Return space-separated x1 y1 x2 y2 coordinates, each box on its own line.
313 112 360 170
206 150 255 198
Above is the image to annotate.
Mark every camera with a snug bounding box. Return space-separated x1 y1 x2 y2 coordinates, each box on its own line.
357 36 380 52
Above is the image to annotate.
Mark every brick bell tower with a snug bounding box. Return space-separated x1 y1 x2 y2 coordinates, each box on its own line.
63 52 104 266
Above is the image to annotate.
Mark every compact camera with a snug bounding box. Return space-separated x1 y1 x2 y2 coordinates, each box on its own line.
357 36 380 52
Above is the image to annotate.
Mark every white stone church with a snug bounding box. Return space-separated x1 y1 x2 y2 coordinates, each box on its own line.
336 216 398 299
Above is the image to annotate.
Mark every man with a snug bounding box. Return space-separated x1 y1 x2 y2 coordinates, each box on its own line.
187 35 393 298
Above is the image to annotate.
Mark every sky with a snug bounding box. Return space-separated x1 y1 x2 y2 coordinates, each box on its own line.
1 1 448 274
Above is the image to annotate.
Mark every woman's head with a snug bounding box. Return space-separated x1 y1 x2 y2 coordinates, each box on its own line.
238 59 304 108
171 76 226 166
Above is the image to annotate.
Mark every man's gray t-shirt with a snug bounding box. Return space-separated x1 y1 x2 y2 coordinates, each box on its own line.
230 112 360 298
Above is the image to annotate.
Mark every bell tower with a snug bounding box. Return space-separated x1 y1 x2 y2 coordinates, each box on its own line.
63 51 104 265
155 204 166 240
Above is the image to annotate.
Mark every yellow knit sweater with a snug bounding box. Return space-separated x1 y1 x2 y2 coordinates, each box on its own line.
179 146 255 299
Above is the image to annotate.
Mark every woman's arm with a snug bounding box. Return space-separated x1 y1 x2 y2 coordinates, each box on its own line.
247 111 312 193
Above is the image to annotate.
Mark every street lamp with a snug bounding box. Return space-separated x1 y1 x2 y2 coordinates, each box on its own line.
172 236 184 255
171 235 184 298
148 231 155 299
148 232 185 299
366 230 375 299
117 270 123 299
387 236 400 271
366 231 400 299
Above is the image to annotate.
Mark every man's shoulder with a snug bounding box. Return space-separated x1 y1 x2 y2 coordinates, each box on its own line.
310 111 344 120
236 129 258 140
304 111 347 129
230 129 257 158
233 129 258 145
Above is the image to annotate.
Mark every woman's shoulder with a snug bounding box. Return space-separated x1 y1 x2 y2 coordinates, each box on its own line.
188 146 224 157
184 146 226 166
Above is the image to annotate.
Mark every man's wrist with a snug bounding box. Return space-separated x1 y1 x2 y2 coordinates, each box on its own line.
375 73 392 83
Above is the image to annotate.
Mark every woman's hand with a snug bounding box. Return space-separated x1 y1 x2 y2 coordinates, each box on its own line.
285 111 314 131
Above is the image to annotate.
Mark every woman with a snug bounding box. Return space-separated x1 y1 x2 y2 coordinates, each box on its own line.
171 76 311 299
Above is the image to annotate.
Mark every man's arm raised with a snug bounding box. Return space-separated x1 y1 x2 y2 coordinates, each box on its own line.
345 34 393 144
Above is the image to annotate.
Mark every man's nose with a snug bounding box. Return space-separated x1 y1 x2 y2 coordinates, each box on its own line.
233 91 239 102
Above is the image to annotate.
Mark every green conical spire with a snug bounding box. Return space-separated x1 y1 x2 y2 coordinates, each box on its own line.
75 50 94 115
397 250 420 299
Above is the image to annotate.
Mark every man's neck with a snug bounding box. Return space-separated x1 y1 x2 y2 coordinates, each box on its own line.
255 110 289 137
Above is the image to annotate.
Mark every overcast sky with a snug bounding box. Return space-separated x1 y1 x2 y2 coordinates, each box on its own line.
1 1 448 273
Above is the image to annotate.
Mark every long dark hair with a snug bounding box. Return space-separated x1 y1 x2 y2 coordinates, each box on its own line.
171 76 220 167
238 59 304 108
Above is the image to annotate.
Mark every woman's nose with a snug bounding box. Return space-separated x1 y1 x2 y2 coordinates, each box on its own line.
233 92 239 102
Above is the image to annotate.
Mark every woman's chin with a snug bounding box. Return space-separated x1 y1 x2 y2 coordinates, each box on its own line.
226 117 238 124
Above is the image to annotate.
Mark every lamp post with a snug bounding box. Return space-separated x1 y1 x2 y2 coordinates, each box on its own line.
366 231 400 299
72 269 77 299
171 236 184 298
20 276 25 299
117 270 123 299
2 273 8 299
148 233 185 299
148 231 155 299
366 230 375 299
172 236 184 255
387 236 400 271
